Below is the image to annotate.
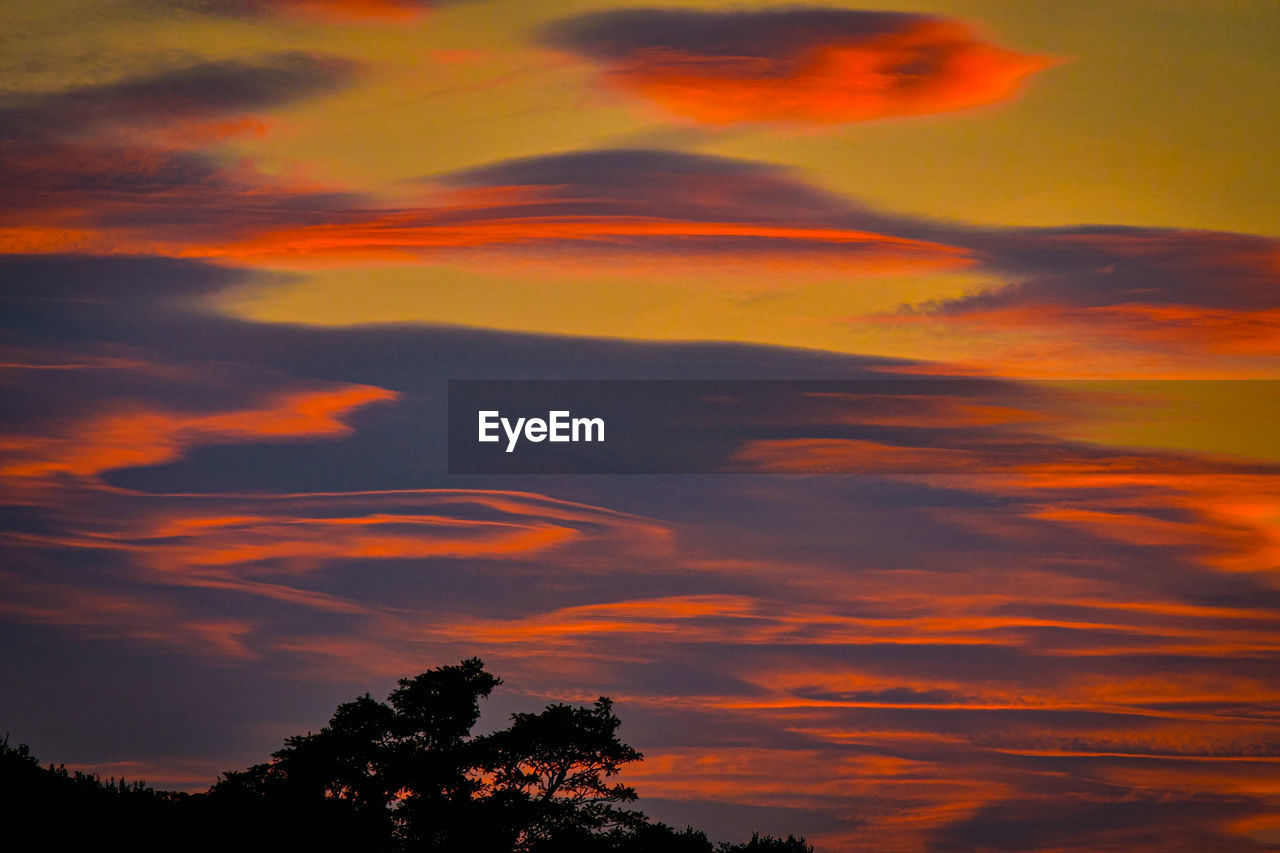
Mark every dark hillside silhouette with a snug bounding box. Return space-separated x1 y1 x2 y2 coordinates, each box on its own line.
3 659 814 853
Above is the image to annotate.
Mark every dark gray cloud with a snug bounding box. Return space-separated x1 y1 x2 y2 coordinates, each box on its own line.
143 0 477 19
934 226 1280 313
0 52 358 141
542 7 933 67
437 148 860 226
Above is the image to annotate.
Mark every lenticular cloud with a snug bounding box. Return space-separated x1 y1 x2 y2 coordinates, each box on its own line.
542 7 1057 124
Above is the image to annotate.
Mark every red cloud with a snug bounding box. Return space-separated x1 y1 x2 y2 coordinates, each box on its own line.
170 0 440 21
543 9 1058 124
264 0 434 21
202 206 971 272
1 384 397 481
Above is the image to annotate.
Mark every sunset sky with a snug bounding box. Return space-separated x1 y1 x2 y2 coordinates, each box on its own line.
2 1 1279 850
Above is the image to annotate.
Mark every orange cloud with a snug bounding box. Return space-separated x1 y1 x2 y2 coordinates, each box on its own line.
544 9 1057 124
197 209 971 272
856 229 1280 375
119 512 577 568
0 571 258 660
1013 474 1280 577
1 384 398 480
865 303 1280 377
799 392 1051 428
729 438 979 473
274 0 431 20
1 487 672 628
625 746 956 803
623 746 1007 853
60 496 629 575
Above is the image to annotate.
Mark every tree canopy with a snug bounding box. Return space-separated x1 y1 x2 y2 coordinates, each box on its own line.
3 659 815 853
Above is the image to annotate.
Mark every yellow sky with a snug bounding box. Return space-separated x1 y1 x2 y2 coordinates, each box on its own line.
8 0 1272 234
214 0 1280 235
5 0 1278 379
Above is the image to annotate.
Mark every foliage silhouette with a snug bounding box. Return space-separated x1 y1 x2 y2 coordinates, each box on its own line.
1 734 187 850
481 697 644 849
2 659 816 852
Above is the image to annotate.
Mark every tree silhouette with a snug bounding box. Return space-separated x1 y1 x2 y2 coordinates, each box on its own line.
386 658 504 848
479 697 644 851
211 658 501 850
2 660 817 852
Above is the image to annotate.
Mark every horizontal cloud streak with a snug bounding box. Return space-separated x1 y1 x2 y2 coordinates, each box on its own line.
153 0 462 20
